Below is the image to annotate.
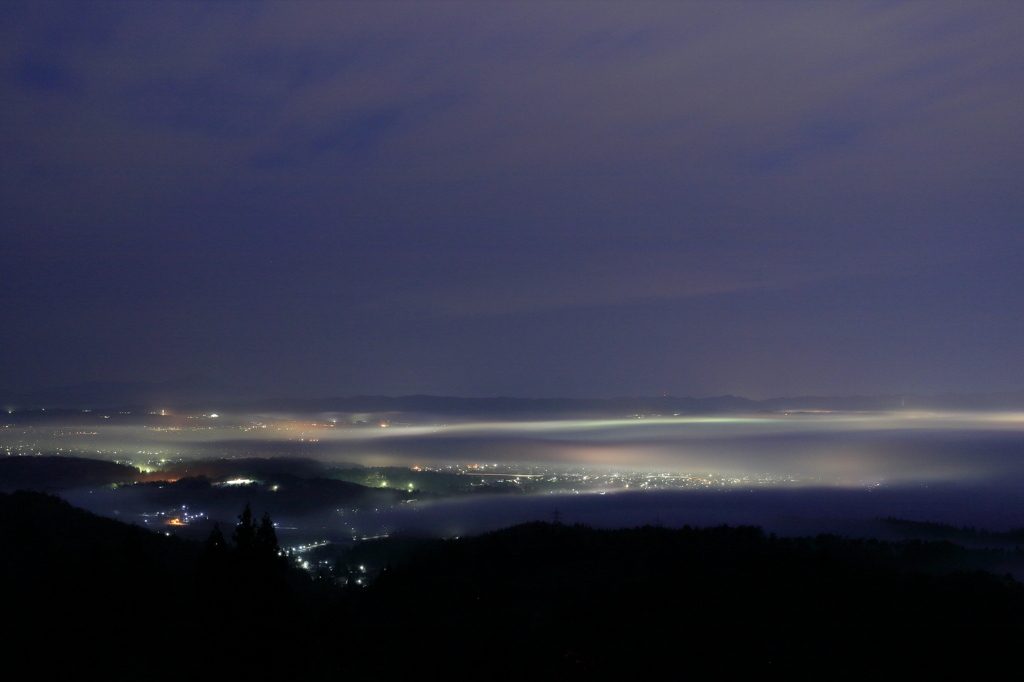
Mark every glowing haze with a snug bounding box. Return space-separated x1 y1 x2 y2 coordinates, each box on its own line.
17 410 1022 539
12 411 1024 486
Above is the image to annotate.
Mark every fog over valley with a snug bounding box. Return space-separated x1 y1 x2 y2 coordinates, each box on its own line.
8 409 1024 544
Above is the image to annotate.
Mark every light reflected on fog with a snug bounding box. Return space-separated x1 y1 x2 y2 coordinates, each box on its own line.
8 411 1024 487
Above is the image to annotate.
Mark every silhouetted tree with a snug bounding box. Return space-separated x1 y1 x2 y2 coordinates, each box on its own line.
233 503 257 555
256 511 279 557
196 522 230 600
223 504 290 613
205 522 228 557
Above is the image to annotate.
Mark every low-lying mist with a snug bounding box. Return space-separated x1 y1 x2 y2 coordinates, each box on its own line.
11 411 1024 539
18 411 1024 481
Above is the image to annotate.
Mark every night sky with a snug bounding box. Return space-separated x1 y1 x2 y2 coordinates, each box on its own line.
3 1 1022 399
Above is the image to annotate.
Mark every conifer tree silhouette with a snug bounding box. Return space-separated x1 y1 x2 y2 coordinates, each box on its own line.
256 511 279 557
233 503 257 555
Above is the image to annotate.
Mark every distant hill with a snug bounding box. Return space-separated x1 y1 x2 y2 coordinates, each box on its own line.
250 393 760 417
0 455 142 491
880 517 1024 547
0 454 407 520
155 456 331 481
0 376 257 409
250 391 1024 418
4 378 1024 416
124 473 405 519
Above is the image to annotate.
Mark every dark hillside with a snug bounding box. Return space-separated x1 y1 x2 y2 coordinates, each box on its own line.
0 455 142 490
5 493 1024 677
1 490 202 675
0 491 330 679
355 522 1024 676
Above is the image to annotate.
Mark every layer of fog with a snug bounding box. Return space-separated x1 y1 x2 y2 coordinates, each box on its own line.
27 412 1024 539
17 412 1024 484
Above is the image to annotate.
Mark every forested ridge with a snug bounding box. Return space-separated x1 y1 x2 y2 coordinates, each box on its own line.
4 490 1024 677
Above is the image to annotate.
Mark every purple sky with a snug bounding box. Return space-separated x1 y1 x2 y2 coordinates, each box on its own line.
2 1 1022 398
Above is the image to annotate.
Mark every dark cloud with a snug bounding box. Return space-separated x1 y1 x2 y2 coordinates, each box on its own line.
16 56 74 90
1 1 1021 396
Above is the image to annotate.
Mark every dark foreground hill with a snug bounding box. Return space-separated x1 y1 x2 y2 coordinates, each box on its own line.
5 491 1024 677
352 523 1024 677
1 490 334 679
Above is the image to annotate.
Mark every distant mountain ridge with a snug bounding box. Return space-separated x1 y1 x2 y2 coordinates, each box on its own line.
252 392 1024 417
0 377 258 410
3 378 1024 415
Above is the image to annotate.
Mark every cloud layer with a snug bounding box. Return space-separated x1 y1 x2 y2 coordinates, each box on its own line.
2 2 1022 397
